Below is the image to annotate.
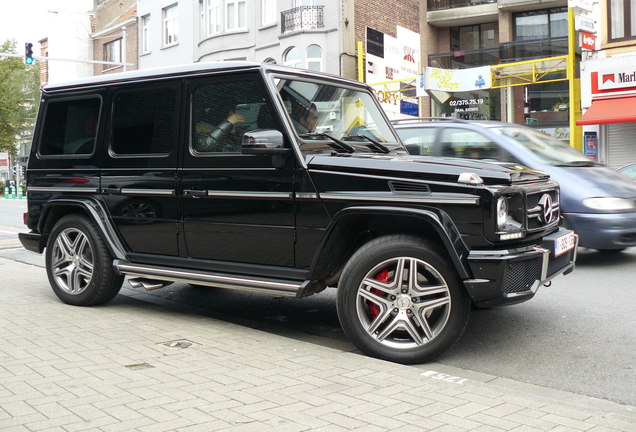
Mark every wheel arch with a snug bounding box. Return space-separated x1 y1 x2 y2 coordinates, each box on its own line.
39 198 127 260
308 206 472 284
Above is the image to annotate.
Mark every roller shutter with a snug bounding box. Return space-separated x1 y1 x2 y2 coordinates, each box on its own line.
606 123 636 168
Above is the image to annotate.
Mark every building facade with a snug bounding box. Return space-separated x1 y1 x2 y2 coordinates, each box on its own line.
135 0 420 82
419 0 572 141
577 0 636 168
91 0 139 76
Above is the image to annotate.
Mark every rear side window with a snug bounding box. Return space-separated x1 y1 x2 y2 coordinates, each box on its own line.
396 127 437 155
39 97 100 156
111 85 179 156
439 128 499 160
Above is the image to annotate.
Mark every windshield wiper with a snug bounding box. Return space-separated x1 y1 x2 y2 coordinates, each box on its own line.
342 135 391 154
298 133 355 153
553 160 603 167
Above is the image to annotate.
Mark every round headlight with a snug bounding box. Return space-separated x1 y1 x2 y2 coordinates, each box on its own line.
497 197 509 230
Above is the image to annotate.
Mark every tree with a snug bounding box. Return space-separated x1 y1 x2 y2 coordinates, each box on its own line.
0 40 41 154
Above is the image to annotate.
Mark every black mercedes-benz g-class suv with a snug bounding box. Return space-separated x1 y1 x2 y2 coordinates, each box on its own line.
20 62 578 364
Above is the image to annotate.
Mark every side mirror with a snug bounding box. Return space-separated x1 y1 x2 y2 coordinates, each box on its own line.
241 130 291 156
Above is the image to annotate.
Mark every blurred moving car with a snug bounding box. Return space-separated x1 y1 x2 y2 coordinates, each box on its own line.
393 118 636 252
619 163 636 181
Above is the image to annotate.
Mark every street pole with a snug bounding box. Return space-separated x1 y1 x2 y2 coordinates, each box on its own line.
122 26 127 72
0 52 133 67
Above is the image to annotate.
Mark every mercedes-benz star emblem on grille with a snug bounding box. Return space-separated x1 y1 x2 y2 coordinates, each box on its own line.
538 194 554 225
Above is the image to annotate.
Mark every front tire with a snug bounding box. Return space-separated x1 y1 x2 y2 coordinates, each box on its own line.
45 214 123 306
337 235 470 364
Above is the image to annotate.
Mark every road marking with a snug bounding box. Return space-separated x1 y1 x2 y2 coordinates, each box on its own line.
420 370 469 385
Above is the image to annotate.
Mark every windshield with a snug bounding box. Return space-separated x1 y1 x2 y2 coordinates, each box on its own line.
276 78 399 151
492 126 590 165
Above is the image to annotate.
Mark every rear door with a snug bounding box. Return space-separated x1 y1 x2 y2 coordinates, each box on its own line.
100 81 183 257
181 71 297 267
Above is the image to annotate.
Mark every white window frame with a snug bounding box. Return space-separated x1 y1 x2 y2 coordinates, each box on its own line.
306 44 322 71
103 38 122 71
162 4 179 47
141 14 151 54
284 46 301 68
208 0 223 35
261 0 276 26
225 0 246 31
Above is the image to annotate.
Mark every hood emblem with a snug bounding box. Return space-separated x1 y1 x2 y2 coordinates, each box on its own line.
538 194 555 225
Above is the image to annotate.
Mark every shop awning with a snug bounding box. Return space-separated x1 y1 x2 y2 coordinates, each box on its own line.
577 96 636 125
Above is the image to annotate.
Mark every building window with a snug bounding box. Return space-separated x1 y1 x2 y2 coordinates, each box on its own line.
103 38 122 71
451 23 495 51
208 0 222 34
163 4 179 46
284 46 301 68
141 15 151 53
514 7 567 41
306 44 322 71
262 0 276 26
225 0 246 31
608 0 636 42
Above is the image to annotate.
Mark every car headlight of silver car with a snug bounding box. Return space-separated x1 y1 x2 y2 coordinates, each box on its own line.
583 197 636 211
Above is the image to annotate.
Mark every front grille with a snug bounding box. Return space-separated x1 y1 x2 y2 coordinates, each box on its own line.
503 258 541 294
527 189 560 232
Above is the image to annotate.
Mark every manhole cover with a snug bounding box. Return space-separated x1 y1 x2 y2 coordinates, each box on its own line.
160 339 195 349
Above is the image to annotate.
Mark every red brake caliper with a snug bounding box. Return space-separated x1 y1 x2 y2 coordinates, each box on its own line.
369 269 390 319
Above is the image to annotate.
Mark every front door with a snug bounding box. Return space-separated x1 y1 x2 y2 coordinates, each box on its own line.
181 72 296 267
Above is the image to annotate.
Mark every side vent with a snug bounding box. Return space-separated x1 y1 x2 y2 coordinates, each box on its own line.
388 181 431 194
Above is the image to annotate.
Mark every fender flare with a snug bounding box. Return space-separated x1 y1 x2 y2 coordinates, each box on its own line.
308 205 472 281
39 198 127 260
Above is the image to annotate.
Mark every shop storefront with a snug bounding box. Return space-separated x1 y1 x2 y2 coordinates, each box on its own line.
578 56 636 168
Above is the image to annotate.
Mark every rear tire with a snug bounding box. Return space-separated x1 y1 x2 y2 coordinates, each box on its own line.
337 235 470 364
45 214 123 306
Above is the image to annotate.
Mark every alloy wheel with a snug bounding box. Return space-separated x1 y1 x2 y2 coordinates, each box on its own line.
355 257 451 350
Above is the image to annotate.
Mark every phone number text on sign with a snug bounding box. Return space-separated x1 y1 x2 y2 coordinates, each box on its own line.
449 99 484 107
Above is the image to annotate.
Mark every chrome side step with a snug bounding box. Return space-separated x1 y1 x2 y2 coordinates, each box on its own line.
115 260 308 297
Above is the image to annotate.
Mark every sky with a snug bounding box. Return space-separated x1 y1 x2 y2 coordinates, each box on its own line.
0 0 92 48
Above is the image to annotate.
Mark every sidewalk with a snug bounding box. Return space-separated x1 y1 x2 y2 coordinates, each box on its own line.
0 255 634 432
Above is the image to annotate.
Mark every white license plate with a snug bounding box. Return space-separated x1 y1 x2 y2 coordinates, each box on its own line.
555 232 577 257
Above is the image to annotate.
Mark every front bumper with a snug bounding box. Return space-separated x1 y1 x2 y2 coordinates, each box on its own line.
463 228 578 307
563 211 636 250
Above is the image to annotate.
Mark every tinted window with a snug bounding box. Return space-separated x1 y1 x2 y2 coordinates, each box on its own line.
192 77 279 154
39 98 100 156
111 85 178 155
439 128 499 160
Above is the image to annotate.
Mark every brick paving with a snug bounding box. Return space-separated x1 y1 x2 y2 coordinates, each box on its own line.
0 255 634 431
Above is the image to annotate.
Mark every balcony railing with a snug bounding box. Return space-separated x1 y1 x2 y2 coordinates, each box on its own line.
427 0 495 11
499 37 569 63
429 47 500 69
281 6 324 34
428 37 570 69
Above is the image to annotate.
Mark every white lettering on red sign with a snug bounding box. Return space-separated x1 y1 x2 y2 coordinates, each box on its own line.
580 31 596 50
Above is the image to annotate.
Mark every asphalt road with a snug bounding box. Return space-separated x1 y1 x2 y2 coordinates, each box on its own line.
2 198 635 407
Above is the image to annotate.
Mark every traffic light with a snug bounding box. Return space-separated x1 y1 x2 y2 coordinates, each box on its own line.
24 42 34 65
